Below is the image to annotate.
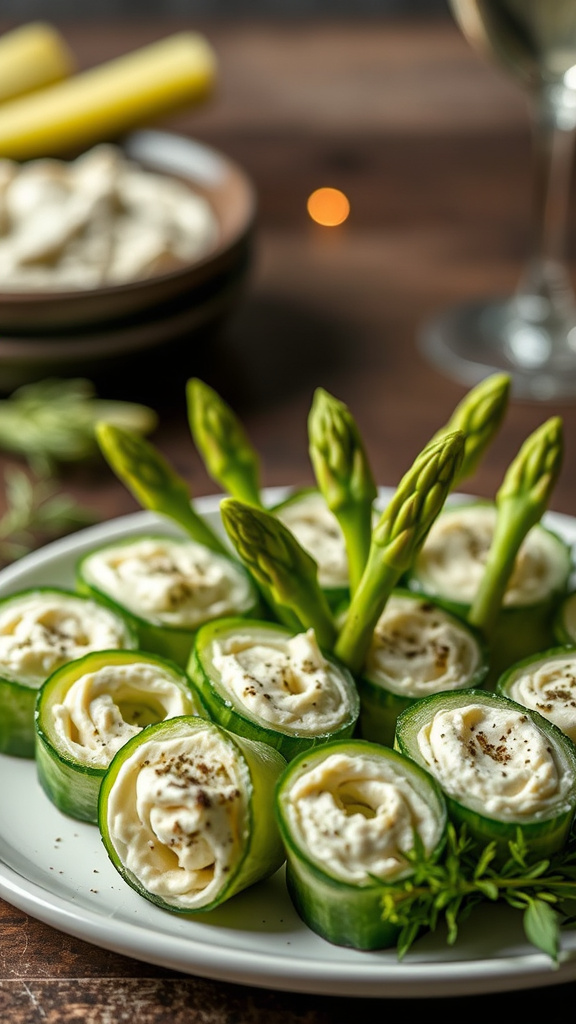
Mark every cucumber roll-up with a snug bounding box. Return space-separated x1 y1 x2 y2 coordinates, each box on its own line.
358 589 489 747
275 738 448 950
496 646 576 743
76 533 261 668
0 587 137 758
407 501 571 683
394 689 576 861
35 649 207 823
272 489 351 611
99 715 287 912
188 617 359 761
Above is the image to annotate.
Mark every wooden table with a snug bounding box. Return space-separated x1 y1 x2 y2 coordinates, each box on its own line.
2 15 576 1020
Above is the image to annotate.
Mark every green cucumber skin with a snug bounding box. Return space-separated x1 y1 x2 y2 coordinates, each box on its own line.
35 649 208 823
188 617 360 762
98 716 287 913
275 739 447 950
0 678 36 757
36 732 102 823
553 592 576 646
394 689 576 861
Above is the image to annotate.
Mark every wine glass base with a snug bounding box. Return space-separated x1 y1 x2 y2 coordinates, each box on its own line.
419 298 576 401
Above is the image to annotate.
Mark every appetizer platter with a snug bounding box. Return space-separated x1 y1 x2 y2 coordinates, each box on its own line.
2 374 576 998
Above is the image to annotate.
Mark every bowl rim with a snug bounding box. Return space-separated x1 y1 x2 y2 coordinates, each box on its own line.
0 128 257 305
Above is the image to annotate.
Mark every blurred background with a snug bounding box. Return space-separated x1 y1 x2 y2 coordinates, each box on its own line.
5 1 451 16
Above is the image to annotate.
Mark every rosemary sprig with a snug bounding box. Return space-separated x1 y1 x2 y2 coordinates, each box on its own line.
0 378 157 474
380 823 576 964
0 465 96 565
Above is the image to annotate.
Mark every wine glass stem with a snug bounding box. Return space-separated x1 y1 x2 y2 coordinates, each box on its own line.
518 89 576 310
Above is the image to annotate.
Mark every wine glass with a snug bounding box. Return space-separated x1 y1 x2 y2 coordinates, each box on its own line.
419 0 576 401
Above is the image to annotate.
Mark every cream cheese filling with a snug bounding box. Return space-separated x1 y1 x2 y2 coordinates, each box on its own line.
106 729 246 908
417 702 573 819
285 751 441 883
506 654 576 742
82 537 254 628
211 628 354 735
0 592 130 687
51 662 199 767
364 594 482 696
0 143 218 290
414 504 565 607
274 493 349 590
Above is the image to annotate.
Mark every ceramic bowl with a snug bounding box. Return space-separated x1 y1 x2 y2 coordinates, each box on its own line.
0 129 257 334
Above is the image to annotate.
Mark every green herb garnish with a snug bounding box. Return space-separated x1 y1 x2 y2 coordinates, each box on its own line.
0 465 96 564
380 822 576 964
0 378 157 474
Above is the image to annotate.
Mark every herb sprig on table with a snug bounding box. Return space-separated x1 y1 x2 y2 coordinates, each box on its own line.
380 823 576 964
0 465 96 565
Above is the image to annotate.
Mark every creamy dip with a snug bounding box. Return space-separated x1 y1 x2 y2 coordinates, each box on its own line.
417 702 573 819
364 593 482 696
0 591 132 687
0 143 218 290
51 661 200 767
506 653 576 742
105 728 246 909
414 504 567 607
274 492 349 590
81 536 255 629
284 751 441 883
211 627 355 735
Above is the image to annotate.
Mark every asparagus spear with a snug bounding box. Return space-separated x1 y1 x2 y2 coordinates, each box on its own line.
334 429 465 675
220 497 337 649
95 421 229 556
308 387 377 595
430 373 511 487
186 378 262 507
467 416 564 638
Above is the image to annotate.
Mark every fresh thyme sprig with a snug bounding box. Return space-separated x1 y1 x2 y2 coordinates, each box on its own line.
0 465 96 565
380 823 576 964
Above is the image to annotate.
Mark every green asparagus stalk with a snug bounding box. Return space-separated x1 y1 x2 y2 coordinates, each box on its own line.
308 387 377 595
467 416 564 638
186 378 262 507
95 422 229 556
430 373 511 487
334 429 465 675
220 497 337 648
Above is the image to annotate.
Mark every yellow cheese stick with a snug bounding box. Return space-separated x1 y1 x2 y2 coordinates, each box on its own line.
0 22 75 103
0 31 217 161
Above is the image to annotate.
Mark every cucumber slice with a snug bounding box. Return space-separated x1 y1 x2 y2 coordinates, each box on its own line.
0 586 137 758
35 649 207 823
407 501 572 684
357 589 490 747
275 738 448 950
271 488 350 610
76 533 262 668
496 645 576 743
394 688 576 860
98 715 287 912
188 617 360 761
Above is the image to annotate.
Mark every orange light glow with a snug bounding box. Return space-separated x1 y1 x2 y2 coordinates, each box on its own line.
307 187 350 227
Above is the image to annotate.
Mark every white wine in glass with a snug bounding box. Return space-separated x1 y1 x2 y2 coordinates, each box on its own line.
420 0 576 400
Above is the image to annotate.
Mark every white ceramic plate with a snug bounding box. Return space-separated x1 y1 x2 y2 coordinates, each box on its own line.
1 488 576 999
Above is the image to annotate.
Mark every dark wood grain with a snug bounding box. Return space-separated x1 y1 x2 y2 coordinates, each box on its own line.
2 15 576 1019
